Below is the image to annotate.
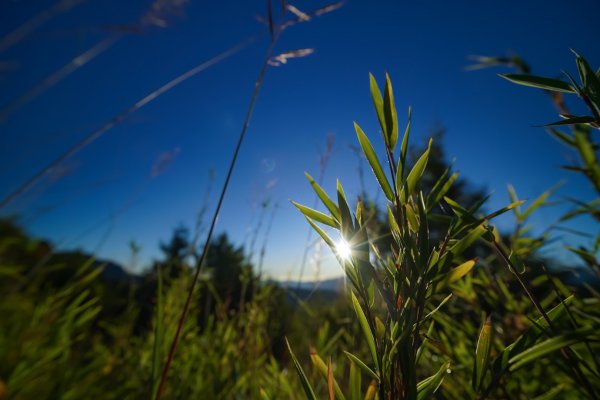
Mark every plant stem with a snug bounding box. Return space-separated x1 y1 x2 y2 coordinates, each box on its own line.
153 29 279 400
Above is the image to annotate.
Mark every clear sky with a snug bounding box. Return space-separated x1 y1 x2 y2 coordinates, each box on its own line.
1 0 598 280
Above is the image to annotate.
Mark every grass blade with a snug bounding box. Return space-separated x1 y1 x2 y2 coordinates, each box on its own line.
286 338 318 400
500 74 575 93
355 122 394 201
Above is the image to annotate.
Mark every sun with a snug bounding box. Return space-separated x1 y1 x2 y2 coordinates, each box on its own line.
335 238 352 261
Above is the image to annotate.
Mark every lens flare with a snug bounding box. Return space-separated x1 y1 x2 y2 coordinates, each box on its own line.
335 238 352 260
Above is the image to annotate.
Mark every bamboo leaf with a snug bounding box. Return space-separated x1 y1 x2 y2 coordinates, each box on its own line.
351 292 379 373
344 351 380 382
509 327 596 371
541 116 596 127
445 259 477 285
417 360 451 400
532 384 566 400
448 223 487 257
500 74 575 93
337 180 355 238
369 73 386 143
401 138 431 200
292 201 337 227
364 380 377 400
286 338 318 400
548 128 576 147
520 184 561 220
304 216 335 249
309 349 346 400
305 172 341 221
349 360 362 400
327 357 335 400
383 73 398 149
573 50 600 110
473 316 493 391
499 296 575 370
428 170 458 211
355 122 395 201
397 106 412 181
484 200 526 221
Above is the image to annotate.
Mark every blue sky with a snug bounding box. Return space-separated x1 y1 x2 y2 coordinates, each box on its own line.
1 0 598 280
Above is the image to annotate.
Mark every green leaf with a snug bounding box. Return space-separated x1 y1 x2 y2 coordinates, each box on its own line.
473 316 493 391
500 296 575 370
349 361 361 400
383 73 398 149
397 106 412 181
532 385 566 400
573 50 600 112
304 172 341 221
422 294 453 322
351 292 379 373
484 200 526 221
286 338 318 400
507 185 522 218
400 138 431 201
337 180 355 239
364 380 377 400
445 259 477 285
292 201 337 227
369 73 386 143
428 168 458 211
509 327 597 371
344 351 379 382
448 223 487 258
309 349 346 400
520 183 561 220
541 116 596 127
355 122 395 201
547 128 576 147
500 74 575 93
304 216 335 249
417 360 450 400
567 246 598 266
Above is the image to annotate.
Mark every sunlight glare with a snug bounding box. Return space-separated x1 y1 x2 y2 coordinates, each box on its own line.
335 238 352 260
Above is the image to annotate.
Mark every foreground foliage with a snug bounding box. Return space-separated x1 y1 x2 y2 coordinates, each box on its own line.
1 52 599 399
292 53 600 399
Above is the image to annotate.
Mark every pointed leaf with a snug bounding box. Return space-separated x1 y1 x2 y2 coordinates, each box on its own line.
344 351 379 382
401 138 431 200
286 338 318 400
397 106 412 181
383 73 398 149
484 200 526 221
364 380 377 400
445 259 477 285
355 122 394 201
501 74 575 93
417 360 451 400
509 327 597 371
337 180 355 239
292 201 337 227
327 358 335 400
473 317 493 391
305 172 341 220
349 360 362 400
541 116 596 127
310 349 346 400
369 73 386 141
351 291 379 372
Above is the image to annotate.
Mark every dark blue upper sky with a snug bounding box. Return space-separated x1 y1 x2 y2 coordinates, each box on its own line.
1 0 598 279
